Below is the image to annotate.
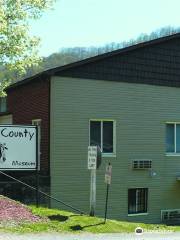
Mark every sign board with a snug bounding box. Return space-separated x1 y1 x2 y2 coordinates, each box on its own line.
0 125 37 170
88 146 97 170
105 164 112 185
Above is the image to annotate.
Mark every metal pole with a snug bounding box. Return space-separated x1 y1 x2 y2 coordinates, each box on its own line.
35 126 39 208
90 169 96 216
36 169 39 207
104 183 110 223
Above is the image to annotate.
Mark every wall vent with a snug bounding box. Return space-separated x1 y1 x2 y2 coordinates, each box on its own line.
161 209 180 222
132 160 152 170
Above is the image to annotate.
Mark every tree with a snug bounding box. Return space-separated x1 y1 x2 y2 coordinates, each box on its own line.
0 0 55 94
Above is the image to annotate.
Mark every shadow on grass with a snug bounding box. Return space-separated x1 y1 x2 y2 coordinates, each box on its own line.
69 214 82 217
70 222 104 231
48 215 69 222
166 222 180 226
48 213 83 222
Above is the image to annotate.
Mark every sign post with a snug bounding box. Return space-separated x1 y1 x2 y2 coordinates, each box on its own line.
88 146 97 216
104 162 112 223
90 168 96 216
88 146 102 216
35 125 39 207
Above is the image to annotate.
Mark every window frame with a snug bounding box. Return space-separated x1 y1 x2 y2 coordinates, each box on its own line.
166 122 180 156
0 97 7 113
128 188 148 216
89 119 116 157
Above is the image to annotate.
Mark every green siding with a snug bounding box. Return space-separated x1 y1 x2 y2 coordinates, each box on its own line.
50 76 180 223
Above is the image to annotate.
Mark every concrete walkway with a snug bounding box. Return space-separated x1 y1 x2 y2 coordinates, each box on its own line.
1 232 180 240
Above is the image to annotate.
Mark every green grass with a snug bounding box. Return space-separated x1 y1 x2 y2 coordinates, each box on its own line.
1 206 180 234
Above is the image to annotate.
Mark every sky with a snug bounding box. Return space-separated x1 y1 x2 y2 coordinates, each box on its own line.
30 0 180 57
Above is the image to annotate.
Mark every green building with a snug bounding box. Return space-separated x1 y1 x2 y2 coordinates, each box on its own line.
5 33 180 223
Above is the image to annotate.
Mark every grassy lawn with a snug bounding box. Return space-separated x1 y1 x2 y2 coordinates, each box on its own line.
1 205 180 234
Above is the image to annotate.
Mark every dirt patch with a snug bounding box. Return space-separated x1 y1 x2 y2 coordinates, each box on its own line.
0 195 41 224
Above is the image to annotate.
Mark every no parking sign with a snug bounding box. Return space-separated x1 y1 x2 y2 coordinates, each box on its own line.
105 163 112 185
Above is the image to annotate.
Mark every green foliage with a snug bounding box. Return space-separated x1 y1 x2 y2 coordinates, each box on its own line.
0 0 55 95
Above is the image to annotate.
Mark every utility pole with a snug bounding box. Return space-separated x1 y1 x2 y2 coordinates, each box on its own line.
90 168 96 216
104 162 112 223
88 146 102 216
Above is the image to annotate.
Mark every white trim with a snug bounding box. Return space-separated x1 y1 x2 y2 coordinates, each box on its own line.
161 208 180 212
101 121 103 150
175 123 177 153
32 119 42 125
102 153 116 158
161 209 180 221
165 153 180 156
128 213 149 217
166 122 180 124
113 121 116 156
89 119 116 156
166 122 180 154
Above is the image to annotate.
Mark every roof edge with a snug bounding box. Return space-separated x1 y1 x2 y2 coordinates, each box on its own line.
5 32 180 91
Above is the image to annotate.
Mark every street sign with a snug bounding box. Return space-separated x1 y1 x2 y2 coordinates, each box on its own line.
104 162 112 223
105 163 112 185
88 146 97 170
0 125 37 170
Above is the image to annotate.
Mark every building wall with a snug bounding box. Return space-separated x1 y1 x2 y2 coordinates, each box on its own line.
7 78 50 175
50 76 180 223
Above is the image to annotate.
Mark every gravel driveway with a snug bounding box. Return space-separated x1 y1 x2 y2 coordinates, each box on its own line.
1 232 180 240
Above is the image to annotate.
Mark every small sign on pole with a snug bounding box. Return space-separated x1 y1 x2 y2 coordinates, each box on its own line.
88 146 97 170
105 164 112 185
104 162 112 223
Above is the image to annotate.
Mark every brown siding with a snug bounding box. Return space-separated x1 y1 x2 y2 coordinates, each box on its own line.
7 77 50 175
58 38 180 87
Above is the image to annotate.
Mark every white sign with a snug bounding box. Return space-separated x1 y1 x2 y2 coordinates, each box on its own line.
88 146 97 170
105 164 112 185
0 125 37 170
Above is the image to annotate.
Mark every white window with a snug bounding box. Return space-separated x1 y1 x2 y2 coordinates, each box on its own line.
128 188 148 214
89 120 116 155
32 119 42 127
32 119 41 170
166 123 180 153
0 97 7 113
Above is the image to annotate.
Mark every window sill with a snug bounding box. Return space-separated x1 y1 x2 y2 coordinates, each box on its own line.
102 153 116 158
166 153 180 157
128 213 149 217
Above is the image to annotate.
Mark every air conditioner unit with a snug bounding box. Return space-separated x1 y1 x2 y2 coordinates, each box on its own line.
161 209 180 222
132 160 152 170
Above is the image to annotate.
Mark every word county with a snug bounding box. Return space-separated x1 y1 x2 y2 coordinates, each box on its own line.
1 128 35 141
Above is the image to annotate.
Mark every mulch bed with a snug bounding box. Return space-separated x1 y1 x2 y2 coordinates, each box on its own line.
0 195 41 223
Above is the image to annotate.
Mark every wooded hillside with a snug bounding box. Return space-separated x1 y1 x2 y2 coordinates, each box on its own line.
1 26 180 88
